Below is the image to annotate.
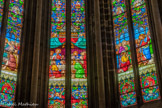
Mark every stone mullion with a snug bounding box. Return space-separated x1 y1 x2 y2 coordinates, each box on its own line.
94 0 106 107
92 17 99 108
36 0 49 107
85 0 92 107
45 0 52 107
43 0 51 107
29 0 43 106
65 0 71 107
87 0 98 107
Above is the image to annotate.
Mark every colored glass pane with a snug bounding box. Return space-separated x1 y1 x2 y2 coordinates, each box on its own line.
118 72 135 94
113 12 128 29
131 0 145 7
51 11 66 23
132 4 147 19
0 0 24 107
131 0 161 103
71 0 88 107
0 0 4 31
120 92 137 107
142 86 160 102
112 0 137 107
112 0 126 16
48 0 66 107
71 0 85 23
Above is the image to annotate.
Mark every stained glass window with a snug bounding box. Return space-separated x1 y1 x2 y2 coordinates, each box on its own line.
112 0 161 107
48 0 66 107
131 0 161 103
0 0 24 107
112 0 137 107
0 0 4 31
48 0 88 107
71 0 88 107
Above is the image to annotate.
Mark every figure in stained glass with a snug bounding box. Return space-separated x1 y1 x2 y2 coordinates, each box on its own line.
116 40 132 73
118 51 131 73
112 0 137 107
71 47 87 79
71 0 88 107
130 0 161 103
135 32 152 66
0 1 24 104
74 62 85 78
48 0 66 107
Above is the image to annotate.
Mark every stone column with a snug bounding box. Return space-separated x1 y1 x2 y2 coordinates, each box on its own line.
16 0 51 107
15 0 37 106
29 0 43 107
94 0 106 107
150 0 162 80
36 0 50 107
157 0 162 22
99 0 117 107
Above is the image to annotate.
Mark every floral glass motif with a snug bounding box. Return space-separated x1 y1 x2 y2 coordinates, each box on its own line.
71 0 88 108
112 0 137 107
48 0 66 107
0 0 24 107
0 0 4 31
131 0 161 103
120 92 137 107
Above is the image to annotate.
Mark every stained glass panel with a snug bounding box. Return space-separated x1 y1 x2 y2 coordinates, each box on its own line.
131 0 145 8
112 0 126 16
0 0 24 107
142 86 160 102
120 92 137 107
113 13 128 29
48 0 66 107
130 0 161 103
118 72 135 94
71 0 88 108
0 0 4 31
112 0 137 107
